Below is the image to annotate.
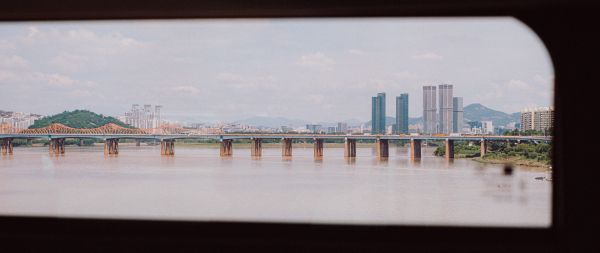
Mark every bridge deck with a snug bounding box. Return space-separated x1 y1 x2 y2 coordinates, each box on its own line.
0 133 552 142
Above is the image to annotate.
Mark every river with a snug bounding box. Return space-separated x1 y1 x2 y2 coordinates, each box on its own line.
0 144 551 227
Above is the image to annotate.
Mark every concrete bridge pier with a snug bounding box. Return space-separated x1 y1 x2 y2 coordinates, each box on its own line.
26 139 32 146
344 138 356 158
282 138 292 157
220 139 232 157
410 139 422 160
445 139 455 160
49 138 66 155
480 139 487 157
161 139 175 156
251 138 262 157
136 140 141 147
1 138 14 155
104 139 119 155
376 139 389 158
313 138 324 158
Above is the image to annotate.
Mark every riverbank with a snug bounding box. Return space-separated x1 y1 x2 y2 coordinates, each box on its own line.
472 157 551 171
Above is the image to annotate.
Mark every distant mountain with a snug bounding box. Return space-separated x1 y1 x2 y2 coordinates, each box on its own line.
234 116 308 128
359 104 518 129
340 118 363 126
29 110 131 129
463 103 519 127
233 104 519 130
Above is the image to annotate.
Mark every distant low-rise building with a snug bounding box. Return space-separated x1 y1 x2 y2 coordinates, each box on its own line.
306 124 323 133
408 123 421 134
281 126 293 133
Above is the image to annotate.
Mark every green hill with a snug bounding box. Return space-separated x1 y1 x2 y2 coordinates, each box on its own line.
463 103 520 127
29 110 132 129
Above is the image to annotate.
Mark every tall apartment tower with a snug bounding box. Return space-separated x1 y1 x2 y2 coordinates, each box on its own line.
452 97 464 133
131 104 140 128
438 84 454 134
371 92 386 134
124 104 163 129
422 86 437 134
143 104 152 129
337 122 348 133
520 107 554 132
520 111 533 131
395 93 409 134
154 105 162 128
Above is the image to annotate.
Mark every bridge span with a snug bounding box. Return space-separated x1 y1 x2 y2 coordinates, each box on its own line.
1 123 551 160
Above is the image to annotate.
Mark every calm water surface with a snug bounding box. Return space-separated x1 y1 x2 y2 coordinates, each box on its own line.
0 144 551 227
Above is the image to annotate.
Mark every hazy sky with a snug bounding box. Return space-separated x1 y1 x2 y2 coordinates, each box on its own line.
0 18 553 123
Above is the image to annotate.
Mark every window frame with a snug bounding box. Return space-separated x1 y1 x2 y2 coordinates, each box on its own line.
1 0 591 251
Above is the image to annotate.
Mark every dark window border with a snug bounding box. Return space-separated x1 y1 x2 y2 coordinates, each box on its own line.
1 0 598 251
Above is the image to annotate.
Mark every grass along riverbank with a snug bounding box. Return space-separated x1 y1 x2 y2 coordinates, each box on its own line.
435 141 552 169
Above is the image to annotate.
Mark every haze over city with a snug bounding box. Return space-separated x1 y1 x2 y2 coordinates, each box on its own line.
0 18 553 123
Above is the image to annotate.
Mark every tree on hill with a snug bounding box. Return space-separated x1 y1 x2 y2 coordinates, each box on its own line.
29 110 133 129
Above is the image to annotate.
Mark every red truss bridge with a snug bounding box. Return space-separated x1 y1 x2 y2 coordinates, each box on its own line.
1 122 551 159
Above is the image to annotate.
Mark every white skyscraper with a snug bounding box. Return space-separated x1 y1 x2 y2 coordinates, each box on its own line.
123 104 163 129
438 84 453 134
423 86 437 134
482 121 494 134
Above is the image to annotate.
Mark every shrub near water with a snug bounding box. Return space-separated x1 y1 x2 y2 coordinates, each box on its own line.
484 142 551 165
434 141 552 166
434 141 481 158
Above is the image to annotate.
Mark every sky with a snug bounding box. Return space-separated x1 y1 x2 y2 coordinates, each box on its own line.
0 18 554 123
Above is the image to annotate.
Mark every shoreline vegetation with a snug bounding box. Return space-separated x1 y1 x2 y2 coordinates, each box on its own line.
434 141 552 170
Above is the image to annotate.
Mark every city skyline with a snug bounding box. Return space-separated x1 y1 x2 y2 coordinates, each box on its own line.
0 18 553 123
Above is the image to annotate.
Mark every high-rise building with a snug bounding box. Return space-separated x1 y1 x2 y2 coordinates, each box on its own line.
0 111 42 129
337 122 348 133
422 86 437 134
123 104 163 129
452 97 464 133
481 121 494 134
154 105 162 128
521 111 533 131
438 84 453 134
395 93 409 134
520 107 554 132
371 92 386 134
